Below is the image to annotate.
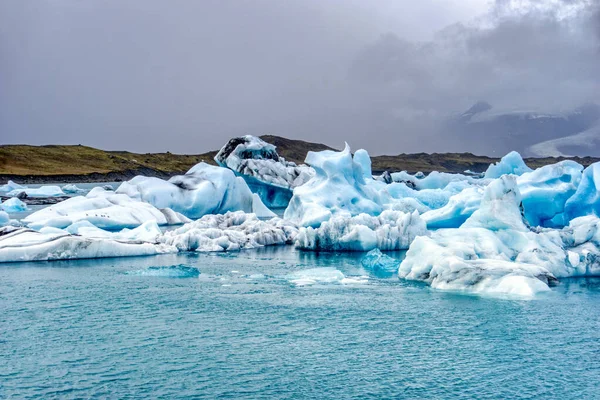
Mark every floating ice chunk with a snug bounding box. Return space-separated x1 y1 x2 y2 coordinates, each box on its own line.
62 184 85 194
484 151 532 179
126 265 200 278
517 160 583 227
287 267 345 286
23 188 189 230
0 226 175 263
284 144 385 227
116 162 263 219
159 211 298 252
215 135 315 191
7 185 65 198
295 210 428 251
1 197 28 213
0 180 25 193
361 248 400 274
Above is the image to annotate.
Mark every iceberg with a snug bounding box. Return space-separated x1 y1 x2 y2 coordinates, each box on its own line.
7 185 65 198
62 184 85 194
0 226 175 263
295 210 428 252
484 151 532 179
0 180 25 193
1 197 28 213
399 176 600 297
360 248 400 275
23 187 190 230
284 144 385 227
517 160 583 227
215 135 314 208
116 162 271 219
159 211 298 252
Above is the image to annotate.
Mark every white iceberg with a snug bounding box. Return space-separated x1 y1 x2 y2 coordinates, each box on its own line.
23 187 189 230
62 184 85 194
116 162 271 219
399 176 600 297
1 197 28 213
159 211 298 252
295 210 428 251
7 185 65 198
484 151 532 179
0 180 25 193
0 226 175 263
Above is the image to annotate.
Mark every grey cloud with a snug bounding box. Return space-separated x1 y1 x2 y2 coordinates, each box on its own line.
1 0 598 156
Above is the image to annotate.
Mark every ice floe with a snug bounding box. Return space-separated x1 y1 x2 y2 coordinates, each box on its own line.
7 185 66 198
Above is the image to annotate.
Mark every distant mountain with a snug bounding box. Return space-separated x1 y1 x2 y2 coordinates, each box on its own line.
446 102 600 157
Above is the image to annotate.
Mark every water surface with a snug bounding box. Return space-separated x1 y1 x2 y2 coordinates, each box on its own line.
1 246 599 399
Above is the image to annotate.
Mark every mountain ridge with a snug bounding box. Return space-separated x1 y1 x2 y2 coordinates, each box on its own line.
1 135 599 184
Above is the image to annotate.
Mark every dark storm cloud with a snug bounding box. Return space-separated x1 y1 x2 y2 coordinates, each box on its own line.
0 0 598 155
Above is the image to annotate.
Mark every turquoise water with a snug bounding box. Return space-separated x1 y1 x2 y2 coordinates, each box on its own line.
1 246 600 399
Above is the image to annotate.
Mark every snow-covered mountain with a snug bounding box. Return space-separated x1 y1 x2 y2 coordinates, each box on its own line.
446 102 600 157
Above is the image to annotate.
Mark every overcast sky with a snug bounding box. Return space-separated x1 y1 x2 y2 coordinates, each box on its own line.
1 0 599 155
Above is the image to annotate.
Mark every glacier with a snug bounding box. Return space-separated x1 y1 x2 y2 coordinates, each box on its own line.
116 162 273 219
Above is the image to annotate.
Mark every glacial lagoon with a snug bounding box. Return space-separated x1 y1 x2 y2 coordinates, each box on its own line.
1 245 599 399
